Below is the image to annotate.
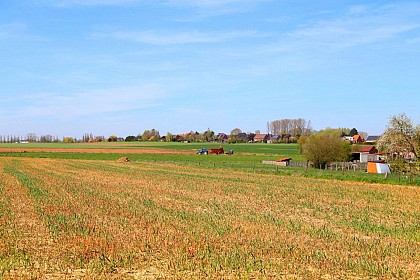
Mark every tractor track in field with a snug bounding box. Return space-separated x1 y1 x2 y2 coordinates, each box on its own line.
1 161 63 277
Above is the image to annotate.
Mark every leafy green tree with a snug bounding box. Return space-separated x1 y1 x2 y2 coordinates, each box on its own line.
203 129 215 142
228 136 237 144
141 129 160 141
63 137 74 143
165 132 173 142
125 135 138 142
108 135 118 142
302 133 351 168
349 128 358 136
297 135 308 154
317 128 346 138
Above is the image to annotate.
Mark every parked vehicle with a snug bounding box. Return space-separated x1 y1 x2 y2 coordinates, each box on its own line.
210 147 224 155
197 148 208 155
198 147 233 155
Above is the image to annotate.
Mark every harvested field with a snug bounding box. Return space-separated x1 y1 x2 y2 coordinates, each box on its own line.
0 157 419 279
0 147 194 155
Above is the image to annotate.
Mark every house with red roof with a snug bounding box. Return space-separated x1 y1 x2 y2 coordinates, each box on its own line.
352 145 379 162
352 134 365 144
253 134 269 143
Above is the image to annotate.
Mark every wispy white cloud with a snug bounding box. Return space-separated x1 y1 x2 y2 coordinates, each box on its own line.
17 84 166 120
164 0 269 19
164 0 265 8
0 22 44 40
36 0 266 9
214 2 420 77
307 3 417 48
91 29 263 45
265 2 420 55
34 0 139 7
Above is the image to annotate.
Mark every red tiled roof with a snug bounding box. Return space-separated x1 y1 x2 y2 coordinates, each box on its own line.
254 134 267 139
353 134 364 142
276 157 292 162
353 145 376 153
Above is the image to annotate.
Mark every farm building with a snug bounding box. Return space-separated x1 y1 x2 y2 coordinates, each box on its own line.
267 135 280 143
275 157 292 166
279 134 292 143
229 133 252 143
262 157 292 166
253 134 269 143
352 145 379 163
352 134 365 144
343 136 353 142
365 135 380 144
217 133 228 142
240 133 253 142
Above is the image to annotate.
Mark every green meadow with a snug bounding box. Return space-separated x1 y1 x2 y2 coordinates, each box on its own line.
0 142 418 186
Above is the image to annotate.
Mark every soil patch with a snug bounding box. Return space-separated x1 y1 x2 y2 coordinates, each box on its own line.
0 147 194 155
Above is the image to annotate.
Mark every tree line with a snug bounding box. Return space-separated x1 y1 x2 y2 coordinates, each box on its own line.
0 134 61 143
1 118 314 143
266 118 313 137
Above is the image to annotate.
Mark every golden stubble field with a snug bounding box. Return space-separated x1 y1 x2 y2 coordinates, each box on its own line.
0 157 419 279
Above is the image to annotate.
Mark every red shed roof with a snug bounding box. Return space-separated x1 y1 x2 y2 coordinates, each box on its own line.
276 157 292 162
353 145 377 153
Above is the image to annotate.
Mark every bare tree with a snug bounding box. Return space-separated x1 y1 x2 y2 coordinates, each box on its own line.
268 118 312 137
26 133 38 143
40 135 54 143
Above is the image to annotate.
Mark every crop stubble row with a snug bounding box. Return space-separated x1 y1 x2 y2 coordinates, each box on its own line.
0 157 419 278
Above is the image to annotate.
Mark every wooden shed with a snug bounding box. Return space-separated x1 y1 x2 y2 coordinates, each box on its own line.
275 157 292 166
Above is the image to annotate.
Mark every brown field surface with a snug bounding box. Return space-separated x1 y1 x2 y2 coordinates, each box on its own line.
0 147 194 155
0 157 419 279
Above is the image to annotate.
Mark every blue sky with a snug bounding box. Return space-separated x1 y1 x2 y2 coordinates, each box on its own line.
1 0 419 138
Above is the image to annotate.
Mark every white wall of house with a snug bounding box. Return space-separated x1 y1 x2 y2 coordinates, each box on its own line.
360 153 378 163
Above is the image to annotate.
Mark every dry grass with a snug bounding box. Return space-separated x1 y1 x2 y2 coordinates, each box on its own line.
0 157 419 279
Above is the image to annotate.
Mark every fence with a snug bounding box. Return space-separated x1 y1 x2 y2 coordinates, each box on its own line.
141 159 369 173
137 159 419 185
289 161 368 171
